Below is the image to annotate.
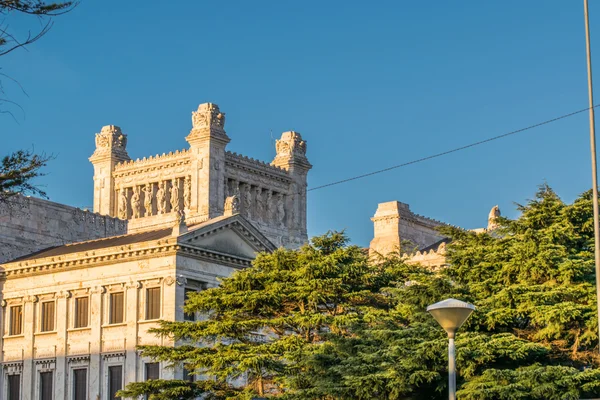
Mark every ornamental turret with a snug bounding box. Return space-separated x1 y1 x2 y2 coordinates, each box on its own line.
89 125 131 216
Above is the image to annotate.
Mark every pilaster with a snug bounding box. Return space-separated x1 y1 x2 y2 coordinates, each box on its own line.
89 286 104 400
124 281 140 385
54 291 70 400
21 295 36 400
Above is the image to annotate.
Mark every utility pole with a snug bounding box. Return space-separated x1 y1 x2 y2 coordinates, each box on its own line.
584 0 600 352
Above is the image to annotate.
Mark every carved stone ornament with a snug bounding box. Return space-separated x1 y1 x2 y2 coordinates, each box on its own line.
1 300 6 307
126 281 142 290
118 187 128 219
191 103 226 132
487 205 501 230
91 125 129 159
130 186 141 219
224 195 240 216
176 276 188 286
156 181 167 215
275 131 307 159
164 276 176 286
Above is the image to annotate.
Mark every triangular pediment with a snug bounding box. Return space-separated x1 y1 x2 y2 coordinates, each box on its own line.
178 214 275 259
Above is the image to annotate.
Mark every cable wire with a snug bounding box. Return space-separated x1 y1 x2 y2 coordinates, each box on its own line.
308 104 600 192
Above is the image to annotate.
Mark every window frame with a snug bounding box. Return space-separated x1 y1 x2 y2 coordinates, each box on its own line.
40 301 56 333
73 296 90 329
9 305 23 336
145 287 161 320
109 292 125 325
6 373 20 400
71 368 87 400
145 362 160 380
108 365 123 399
39 370 53 400
183 288 197 322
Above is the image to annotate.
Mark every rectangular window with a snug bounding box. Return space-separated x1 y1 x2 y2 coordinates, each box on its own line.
145 363 160 380
109 292 124 324
41 301 55 332
7 374 20 400
73 369 87 400
74 297 89 328
10 305 23 335
108 365 123 399
146 288 160 320
184 289 196 321
183 365 195 382
40 371 53 400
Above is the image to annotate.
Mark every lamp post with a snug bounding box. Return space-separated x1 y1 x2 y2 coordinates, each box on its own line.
427 298 476 400
583 0 600 354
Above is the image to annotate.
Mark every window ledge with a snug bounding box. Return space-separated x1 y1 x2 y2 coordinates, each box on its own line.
67 327 91 333
3 334 24 339
34 330 57 336
139 319 161 324
101 322 127 328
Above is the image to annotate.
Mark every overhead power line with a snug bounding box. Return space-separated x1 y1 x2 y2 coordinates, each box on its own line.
308 104 600 192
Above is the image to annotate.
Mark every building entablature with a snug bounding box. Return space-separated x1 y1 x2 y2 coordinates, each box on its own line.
0 214 274 280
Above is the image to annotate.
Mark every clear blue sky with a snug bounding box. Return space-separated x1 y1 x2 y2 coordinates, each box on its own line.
2 1 599 246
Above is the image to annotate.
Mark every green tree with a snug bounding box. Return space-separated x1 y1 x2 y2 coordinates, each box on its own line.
120 185 600 400
119 232 416 399
0 149 50 201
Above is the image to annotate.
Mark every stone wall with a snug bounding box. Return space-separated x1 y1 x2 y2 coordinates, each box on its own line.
0 195 127 263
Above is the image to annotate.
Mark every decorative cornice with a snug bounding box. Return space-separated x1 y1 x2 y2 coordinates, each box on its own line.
3 362 23 371
67 356 90 364
35 358 56 367
1 216 273 278
225 152 291 183
102 352 126 360
177 245 252 269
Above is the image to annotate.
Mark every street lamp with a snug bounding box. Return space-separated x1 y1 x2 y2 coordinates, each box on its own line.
427 298 476 400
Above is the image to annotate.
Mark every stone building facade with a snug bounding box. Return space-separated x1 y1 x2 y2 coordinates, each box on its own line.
0 212 274 400
0 102 311 400
90 103 311 249
369 200 447 257
0 195 127 264
368 200 501 270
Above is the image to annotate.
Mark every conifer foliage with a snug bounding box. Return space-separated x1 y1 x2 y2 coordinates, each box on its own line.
120 185 600 400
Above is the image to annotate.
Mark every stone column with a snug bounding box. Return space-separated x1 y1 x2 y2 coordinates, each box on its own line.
54 292 70 400
124 282 140 385
186 103 230 219
89 126 131 217
22 296 36 400
88 286 104 400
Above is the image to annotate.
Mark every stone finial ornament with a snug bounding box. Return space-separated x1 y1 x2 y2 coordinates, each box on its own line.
487 205 501 231
190 103 226 132
186 103 230 145
90 125 129 160
275 131 306 159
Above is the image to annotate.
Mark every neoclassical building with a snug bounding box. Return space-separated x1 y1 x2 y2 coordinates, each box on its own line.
0 103 311 400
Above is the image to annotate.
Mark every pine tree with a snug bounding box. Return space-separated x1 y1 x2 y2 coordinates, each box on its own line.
120 185 600 400
119 232 413 399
